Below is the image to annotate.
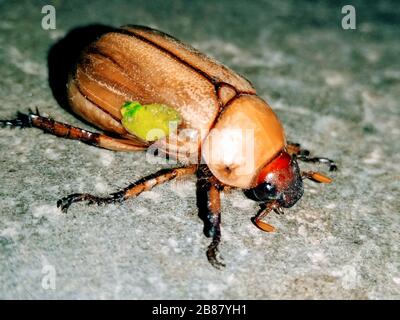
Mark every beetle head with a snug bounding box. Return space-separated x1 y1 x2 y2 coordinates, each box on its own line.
246 151 304 208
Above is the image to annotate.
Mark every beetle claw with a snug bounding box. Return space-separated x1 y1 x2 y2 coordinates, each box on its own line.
57 195 75 213
206 240 225 269
57 201 70 213
273 207 284 215
57 193 87 213
329 164 338 172
299 149 310 156
0 111 33 129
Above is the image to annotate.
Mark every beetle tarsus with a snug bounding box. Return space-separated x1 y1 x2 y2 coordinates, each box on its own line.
0 111 34 129
0 108 44 129
287 142 337 171
57 166 197 213
57 193 118 213
207 239 225 269
297 155 337 172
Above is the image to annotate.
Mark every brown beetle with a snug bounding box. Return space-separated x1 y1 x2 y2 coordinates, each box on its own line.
0 25 336 268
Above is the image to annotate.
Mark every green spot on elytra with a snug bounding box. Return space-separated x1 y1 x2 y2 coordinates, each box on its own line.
121 101 182 141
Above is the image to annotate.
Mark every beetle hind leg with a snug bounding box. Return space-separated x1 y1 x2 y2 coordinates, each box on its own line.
57 193 117 213
0 108 38 129
0 109 147 152
57 166 198 213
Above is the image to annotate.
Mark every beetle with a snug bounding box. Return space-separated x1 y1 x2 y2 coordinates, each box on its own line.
0 25 337 268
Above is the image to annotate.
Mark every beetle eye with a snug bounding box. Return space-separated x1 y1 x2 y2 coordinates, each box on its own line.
247 182 277 202
265 182 276 192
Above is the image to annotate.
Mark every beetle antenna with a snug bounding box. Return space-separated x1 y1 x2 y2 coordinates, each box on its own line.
251 201 278 232
302 171 332 184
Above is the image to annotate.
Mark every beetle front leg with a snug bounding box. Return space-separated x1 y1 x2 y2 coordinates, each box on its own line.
57 165 197 213
204 181 225 269
196 167 225 269
297 155 337 172
0 109 147 151
287 141 337 171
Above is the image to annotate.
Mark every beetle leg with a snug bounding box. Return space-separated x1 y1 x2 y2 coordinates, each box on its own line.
286 141 310 157
297 155 338 172
196 166 225 269
57 165 197 213
204 181 225 269
287 142 337 171
0 109 147 151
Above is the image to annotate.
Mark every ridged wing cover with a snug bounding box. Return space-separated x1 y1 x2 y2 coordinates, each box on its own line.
122 25 255 94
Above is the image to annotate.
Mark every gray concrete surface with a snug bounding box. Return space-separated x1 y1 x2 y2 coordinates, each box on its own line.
0 0 399 299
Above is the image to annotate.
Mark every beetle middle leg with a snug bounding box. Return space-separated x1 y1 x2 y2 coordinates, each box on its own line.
287 141 337 171
57 165 197 212
0 109 147 151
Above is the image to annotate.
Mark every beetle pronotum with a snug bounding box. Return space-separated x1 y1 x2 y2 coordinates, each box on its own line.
0 25 336 268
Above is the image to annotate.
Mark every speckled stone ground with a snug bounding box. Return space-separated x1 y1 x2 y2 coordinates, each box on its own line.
0 0 399 299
